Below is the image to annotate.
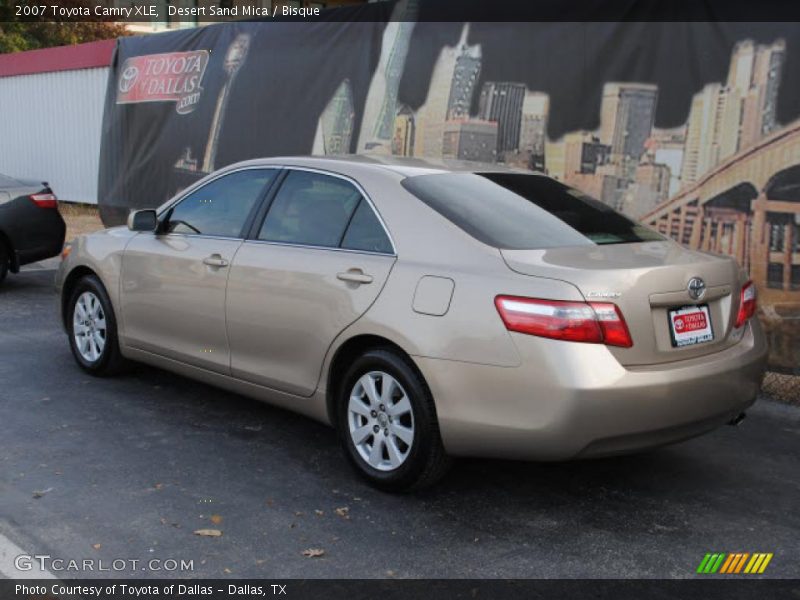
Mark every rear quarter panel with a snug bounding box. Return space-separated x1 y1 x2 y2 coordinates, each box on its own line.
322 167 588 370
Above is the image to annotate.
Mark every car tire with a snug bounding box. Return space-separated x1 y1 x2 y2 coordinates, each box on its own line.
337 348 451 492
66 274 127 376
0 242 8 285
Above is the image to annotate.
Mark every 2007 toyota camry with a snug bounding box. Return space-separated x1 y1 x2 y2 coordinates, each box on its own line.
56 156 767 491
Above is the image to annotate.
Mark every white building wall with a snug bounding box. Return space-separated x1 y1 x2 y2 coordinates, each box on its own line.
0 67 108 204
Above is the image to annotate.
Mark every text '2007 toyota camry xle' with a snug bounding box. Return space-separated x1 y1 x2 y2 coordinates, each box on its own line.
56 156 767 491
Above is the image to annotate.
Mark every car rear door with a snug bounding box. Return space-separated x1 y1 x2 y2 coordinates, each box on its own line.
225 168 396 397
120 168 279 373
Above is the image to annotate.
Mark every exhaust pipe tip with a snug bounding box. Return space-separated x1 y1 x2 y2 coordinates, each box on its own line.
728 412 747 427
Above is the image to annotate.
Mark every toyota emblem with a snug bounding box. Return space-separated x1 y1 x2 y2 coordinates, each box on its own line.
687 277 706 301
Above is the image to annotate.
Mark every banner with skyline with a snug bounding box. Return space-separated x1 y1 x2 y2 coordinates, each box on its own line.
97 2 800 369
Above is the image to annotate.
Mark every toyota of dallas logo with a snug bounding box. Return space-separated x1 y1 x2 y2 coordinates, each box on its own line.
116 50 210 115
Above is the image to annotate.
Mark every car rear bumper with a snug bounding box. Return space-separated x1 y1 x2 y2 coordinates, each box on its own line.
415 319 768 460
7 204 66 268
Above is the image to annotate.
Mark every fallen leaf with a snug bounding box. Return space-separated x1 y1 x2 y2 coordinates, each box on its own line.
224 568 232 574
314 510 324 516
32 488 53 499
92 544 101 550
334 507 350 519
295 511 304 516
386 570 396 577
194 529 223 537
302 548 325 558
153 483 163 490
210 515 223 525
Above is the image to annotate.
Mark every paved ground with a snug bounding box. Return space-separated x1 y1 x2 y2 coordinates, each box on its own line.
0 266 798 579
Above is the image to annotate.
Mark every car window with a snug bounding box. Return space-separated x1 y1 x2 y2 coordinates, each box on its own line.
401 172 663 249
341 200 393 254
259 170 362 248
166 169 277 237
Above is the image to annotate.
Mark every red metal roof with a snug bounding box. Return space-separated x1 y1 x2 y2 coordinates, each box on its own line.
0 39 116 78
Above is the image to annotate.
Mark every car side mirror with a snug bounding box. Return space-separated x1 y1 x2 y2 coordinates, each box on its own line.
127 209 158 232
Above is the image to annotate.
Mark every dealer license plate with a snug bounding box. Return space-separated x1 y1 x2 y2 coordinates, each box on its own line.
668 305 713 347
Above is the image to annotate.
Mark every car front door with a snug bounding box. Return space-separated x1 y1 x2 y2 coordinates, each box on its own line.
120 168 279 373
226 168 396 396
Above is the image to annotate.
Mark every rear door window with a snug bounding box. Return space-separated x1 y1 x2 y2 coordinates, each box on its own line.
341 199 393 254
401 172 663 249
259 170 363 248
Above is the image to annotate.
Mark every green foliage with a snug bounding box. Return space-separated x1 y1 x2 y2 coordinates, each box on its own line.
0 1 130 54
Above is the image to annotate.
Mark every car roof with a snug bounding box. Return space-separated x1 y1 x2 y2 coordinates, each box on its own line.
235 154 540 178
0 173 44 190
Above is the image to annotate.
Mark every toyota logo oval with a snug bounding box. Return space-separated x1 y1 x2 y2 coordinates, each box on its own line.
687 277 706 301
118 65 139 94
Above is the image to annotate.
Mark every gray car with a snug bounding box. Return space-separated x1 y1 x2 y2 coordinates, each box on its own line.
56 156 767 491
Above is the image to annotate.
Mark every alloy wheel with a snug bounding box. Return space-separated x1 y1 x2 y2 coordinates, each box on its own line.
347 371 415 471
73 291 107 363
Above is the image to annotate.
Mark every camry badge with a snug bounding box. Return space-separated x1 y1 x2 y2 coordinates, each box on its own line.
687 277 706 301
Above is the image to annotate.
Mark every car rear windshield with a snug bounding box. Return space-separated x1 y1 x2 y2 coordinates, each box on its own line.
401 172 663 249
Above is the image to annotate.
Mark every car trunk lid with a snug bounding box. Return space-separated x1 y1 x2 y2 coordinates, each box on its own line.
501 241 745 366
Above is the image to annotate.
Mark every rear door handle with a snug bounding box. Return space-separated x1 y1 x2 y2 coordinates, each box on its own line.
203 254 229 268
337 270 373 284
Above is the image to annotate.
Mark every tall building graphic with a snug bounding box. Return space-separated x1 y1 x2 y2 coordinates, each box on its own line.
739 40 786 148
315 79 355 155
442 119 498 162
626 149 671 217
392 105 415 156
599 82 658 177
446 41 482 120
478 81 525 156
201 33 251 173
518 92 549 171
413 24 480 158
726 40 756 95
679 83 734 185
357 0 419 154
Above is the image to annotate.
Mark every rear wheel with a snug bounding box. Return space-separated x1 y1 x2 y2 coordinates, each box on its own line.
337 349 451 491
67 274 126 375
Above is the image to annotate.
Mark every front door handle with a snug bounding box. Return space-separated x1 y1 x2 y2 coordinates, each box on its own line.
203 254 229 268
337 270 373 285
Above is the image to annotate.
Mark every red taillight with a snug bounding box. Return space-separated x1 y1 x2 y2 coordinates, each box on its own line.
735 281 757 328
29 193 58 209
494 295 633 348
589 302 634 348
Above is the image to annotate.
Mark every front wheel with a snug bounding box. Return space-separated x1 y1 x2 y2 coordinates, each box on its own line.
66 274 126 376
337 349 451 492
